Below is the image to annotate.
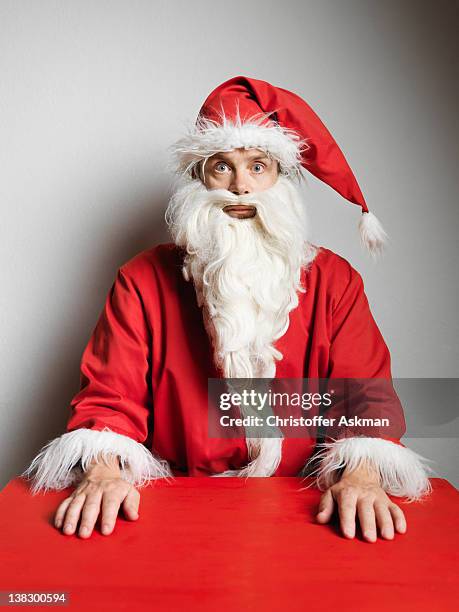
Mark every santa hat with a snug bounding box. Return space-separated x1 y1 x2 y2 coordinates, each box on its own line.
170 75 388 258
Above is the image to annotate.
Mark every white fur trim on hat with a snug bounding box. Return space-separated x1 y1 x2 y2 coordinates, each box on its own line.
302 437 434 501
167 104 308 180
21 427 173 495
359 211 389 258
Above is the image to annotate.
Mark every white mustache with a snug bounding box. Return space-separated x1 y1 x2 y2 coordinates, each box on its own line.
196 178 283 209
207 193 260 209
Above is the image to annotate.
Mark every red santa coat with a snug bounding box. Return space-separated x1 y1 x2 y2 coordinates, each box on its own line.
66 243 402 474
22 243 431 499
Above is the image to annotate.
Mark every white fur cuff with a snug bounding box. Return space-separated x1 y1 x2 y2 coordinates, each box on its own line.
21 427 173 495
304 437 434 501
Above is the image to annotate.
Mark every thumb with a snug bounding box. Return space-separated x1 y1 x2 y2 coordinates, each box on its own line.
316 489 334 523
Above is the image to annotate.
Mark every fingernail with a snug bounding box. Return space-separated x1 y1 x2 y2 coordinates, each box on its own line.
80 527 89 536
55 520 62 528
102 524 111 534
64 523 72 533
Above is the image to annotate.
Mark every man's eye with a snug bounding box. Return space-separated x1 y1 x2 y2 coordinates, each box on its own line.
252 163 265 173
215 163 229 172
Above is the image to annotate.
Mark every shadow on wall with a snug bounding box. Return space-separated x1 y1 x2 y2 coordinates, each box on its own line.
5 187 172 492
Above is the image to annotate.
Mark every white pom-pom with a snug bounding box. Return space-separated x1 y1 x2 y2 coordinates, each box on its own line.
359 211 388 259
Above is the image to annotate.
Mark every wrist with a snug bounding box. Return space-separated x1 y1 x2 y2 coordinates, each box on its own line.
341 461 380 485
84 454 121 476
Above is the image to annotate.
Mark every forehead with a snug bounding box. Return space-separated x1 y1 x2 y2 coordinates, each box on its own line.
208 148 270 161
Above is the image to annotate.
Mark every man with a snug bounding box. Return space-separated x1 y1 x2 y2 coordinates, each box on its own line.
22 76 432 542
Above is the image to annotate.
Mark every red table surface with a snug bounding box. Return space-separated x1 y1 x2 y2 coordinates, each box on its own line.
0 476 457 611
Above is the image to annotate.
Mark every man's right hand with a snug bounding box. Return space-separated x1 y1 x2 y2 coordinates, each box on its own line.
54 454 140 538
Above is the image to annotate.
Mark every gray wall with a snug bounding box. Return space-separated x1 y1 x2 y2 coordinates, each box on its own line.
1 0 457 490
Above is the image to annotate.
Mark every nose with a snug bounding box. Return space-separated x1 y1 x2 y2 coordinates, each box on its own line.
230 184 250 195
229 171 251 195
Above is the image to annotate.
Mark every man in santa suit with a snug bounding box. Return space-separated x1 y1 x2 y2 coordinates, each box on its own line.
22 76 432 541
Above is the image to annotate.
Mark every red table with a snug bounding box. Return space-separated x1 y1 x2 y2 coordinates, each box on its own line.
0 477 457 611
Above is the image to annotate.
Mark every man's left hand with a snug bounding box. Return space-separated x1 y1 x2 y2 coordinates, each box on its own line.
315 463 407 542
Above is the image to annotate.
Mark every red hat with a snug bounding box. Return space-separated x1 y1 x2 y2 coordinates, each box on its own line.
170 75 388 257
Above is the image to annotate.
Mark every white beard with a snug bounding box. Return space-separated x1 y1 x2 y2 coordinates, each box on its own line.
165 173 318 476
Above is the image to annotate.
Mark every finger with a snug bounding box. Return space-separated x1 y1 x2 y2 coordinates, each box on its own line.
78 490 103 539
54 497 74 530
389 504 407 534
337 490 358 539
357 499 377 543
62 493 87 535
374 502 394 540
316 489 334 523
121 488 140 521
100 493 123 536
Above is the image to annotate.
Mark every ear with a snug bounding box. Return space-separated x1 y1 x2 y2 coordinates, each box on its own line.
191 162 204 182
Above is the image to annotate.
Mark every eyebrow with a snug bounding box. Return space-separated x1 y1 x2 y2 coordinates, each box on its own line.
211 152 271 163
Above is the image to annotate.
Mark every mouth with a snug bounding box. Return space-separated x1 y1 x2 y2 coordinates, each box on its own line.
223 205 257 218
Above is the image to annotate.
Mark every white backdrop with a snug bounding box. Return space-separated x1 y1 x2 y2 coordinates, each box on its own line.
1 0 458 489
